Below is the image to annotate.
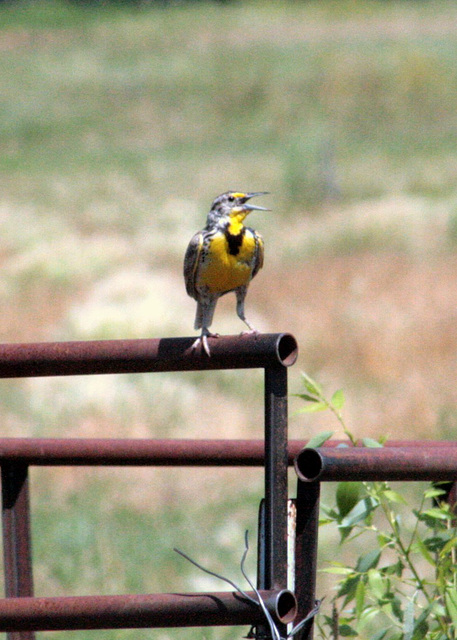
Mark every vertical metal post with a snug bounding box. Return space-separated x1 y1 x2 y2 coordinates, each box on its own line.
294 481 320 640
2 463 35 640
263 365 289 591
442 481 457 512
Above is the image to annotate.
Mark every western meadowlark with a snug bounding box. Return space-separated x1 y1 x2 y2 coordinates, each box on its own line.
184 191 268 356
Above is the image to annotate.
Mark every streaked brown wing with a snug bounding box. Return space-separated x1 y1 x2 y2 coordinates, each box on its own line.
251 231 264 279
183 231 204 299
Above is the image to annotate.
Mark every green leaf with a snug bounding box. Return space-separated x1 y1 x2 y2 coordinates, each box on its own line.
371 628 389 640
413 537 435 567
320 504 339 520
421 534 449 554
359 605 379 626
410 607 432 640
404 596 415 640
377 532 395 548
440 535 457 557
296 401 328 414
430 602 446 617
355 579 366 619
331 389 345 410
382 489 408 505
412 617 429 640
340 496 379 529
390 595 404 623
385 559 404 577
293 393 319 402
338 623 358 636
422 507 450 521
362 437 384 448
320 566 354 575
424 486 447 500
355 549 381 573
367 569 385 599
336 482 362 519
446 589 457 625
300 372 323 397
307 431 334 448
338 573 361 600
338 525 353 543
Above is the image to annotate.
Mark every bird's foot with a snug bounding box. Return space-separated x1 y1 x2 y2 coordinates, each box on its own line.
240 328 260 337
191 332 219 357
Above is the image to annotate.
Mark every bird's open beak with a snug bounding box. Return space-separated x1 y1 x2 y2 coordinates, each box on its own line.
241 192 270 211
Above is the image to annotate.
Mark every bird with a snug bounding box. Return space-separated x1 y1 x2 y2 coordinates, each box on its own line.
184 191 268 356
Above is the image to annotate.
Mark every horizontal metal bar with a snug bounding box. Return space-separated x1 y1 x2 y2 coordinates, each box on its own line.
0 438 266 466
0 439 455 466
0 590 297 632
0 334 298 378
295 447 457 482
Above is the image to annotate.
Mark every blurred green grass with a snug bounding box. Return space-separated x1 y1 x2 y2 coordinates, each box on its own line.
31 466 263 640
2 0 457 214
1 0 457 637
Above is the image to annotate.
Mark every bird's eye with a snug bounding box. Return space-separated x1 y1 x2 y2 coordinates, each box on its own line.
228 195 235 202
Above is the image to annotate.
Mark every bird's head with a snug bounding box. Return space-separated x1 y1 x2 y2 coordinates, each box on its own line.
206 191 269 227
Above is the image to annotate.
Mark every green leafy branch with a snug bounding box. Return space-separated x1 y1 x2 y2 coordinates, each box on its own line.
294 371 354 445
295 372 457 640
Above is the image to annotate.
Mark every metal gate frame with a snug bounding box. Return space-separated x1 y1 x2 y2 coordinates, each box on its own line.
0 333 455 639
0 333 300 639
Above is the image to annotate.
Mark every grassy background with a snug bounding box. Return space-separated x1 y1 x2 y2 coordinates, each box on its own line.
1 0 457 637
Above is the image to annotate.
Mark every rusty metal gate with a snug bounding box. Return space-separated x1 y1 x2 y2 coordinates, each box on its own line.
0 333 302 639
0 332 456 639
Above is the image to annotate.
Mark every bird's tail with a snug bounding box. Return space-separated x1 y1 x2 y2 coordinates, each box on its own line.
194 299 217 331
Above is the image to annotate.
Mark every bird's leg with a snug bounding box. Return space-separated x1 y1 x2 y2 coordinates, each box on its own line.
191 297 219 356
236 290 259 336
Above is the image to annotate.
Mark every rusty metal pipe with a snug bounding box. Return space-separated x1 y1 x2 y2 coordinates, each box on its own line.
294 481 320 640
295 447 457 482
0 438 273 467
2 464 36 640
0 438 266 466
1 465 34 600
0 334 298 378
0 590 297 632
0 439 455 466
264 366 289 593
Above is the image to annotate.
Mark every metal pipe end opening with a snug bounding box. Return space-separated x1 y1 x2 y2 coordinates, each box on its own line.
268 590 297 624
276 334 298 367
294 448 323 482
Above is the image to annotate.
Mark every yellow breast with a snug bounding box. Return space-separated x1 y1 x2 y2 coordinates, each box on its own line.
199 231 257 294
